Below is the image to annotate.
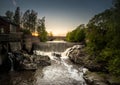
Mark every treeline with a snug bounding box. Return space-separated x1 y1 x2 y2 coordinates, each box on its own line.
66 24 85 42
66 0 120 75
5 7 47 42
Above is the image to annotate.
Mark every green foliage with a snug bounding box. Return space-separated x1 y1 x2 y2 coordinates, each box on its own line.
5 7 48 42
22 9 37 32
86 0 120 75
37 17 47 42
66 24 85 42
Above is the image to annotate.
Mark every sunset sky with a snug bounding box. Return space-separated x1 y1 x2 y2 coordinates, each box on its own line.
0 0 113 36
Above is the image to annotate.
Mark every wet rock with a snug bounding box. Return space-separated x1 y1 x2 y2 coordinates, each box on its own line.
67 45 105 72
84 71 109 85
22 62 37 71
67 45 85 64
20 54 51 70
34 55 51 66
4 52 51 71
84 71 120 85
52 52 61 58
9 42 22 52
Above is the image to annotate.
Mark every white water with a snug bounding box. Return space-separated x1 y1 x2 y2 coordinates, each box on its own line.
8 53 14 71
34 45 87 85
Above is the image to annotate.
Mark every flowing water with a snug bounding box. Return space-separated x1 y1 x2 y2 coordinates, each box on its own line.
34 50 87 85
0 41 87 85
8 53 14 71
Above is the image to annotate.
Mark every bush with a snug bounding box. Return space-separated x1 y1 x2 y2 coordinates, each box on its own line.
66 24 85 42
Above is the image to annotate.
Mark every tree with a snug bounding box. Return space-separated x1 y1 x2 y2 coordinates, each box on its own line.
86 0 120 75
66 24 85 42
29 10 37 32
37 17 47 42
22 10 30 30
22 10 37 32
49 31 53 37
5 11 14 20
14 7 20 26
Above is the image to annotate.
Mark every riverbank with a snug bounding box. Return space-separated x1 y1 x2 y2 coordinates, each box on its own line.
66 44 120 85
0 40 120 85
0 43 88 85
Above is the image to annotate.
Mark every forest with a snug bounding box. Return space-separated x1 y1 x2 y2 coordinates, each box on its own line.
66 0 120 76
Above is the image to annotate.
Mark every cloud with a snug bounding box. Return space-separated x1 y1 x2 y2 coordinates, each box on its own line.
12 0 17 7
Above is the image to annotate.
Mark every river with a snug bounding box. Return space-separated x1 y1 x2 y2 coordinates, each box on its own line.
0 41 87 85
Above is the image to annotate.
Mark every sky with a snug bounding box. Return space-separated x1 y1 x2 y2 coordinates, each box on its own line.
0 0 113 36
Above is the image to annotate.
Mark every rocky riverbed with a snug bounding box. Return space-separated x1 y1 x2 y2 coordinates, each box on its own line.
66 45 120 85
0 44 88 85
0 40 120 85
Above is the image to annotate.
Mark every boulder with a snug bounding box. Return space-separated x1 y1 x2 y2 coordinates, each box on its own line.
67 45 105 72
52 52 61 58
84 71 120 85
67 45 85 64
84 71 109 85
21 62 37 71
19 54 51 70
33 55 51 66
9 42 22 52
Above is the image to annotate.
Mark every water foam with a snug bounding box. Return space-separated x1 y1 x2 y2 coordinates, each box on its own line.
34 45 87 85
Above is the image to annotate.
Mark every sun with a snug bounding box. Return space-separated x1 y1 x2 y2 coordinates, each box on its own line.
32 32 39 37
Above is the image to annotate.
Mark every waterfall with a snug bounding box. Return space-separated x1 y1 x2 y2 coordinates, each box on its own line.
8 53 14 71
34 41 77 52
34 44 87 85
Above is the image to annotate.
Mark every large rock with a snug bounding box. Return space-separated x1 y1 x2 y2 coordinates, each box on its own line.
9 42 22 52
84 71 109 85
67 45 85 64
2 52 51 71
67 45 104 72
18 53 51 70
84 71 120 85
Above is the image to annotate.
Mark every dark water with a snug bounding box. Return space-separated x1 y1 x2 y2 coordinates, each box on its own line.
0 71 35 85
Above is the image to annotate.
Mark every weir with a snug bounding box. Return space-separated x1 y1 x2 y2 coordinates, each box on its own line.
34 43 87 85
0 41 87 85
34 41 80 52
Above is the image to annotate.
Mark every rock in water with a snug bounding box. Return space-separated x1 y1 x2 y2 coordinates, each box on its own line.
20 54 51 70
67 45 85 64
